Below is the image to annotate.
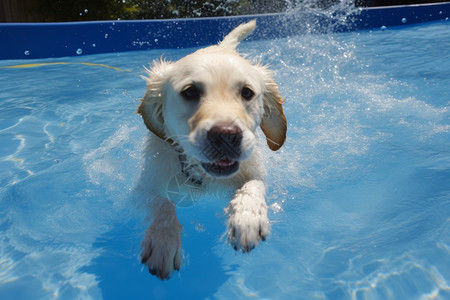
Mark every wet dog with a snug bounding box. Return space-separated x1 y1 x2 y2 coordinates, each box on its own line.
136 20 286 279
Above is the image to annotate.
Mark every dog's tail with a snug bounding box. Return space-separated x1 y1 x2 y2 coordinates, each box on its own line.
220 19 256 50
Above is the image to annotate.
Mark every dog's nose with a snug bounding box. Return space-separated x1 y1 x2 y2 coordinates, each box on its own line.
206 123 242 159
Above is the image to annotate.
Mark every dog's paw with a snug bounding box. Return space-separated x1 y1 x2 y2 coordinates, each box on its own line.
225 180 269 252
140 222 183 280
227 209 269 252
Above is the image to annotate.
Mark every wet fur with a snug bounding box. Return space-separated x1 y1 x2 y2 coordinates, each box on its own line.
136 20 287 280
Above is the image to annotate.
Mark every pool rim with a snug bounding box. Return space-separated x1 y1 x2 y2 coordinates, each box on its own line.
0 2 449 60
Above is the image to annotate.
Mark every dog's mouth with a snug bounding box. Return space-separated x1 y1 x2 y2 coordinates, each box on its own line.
201 158 239 177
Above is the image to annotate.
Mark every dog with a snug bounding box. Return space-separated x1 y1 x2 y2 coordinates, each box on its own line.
136 20 287 280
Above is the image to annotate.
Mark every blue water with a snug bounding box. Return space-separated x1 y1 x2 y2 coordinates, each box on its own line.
1 20 449 299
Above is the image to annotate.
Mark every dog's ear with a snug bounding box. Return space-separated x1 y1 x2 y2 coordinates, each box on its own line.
137 59 172 140
260 75 287 151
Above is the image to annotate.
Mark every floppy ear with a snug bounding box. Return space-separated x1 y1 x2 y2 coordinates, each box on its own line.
137 59 172 140
260 76 287 151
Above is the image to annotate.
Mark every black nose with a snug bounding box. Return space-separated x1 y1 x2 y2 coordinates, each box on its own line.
206 123 242 160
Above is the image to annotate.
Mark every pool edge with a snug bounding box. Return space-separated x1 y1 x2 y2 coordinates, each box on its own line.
0 2 449 60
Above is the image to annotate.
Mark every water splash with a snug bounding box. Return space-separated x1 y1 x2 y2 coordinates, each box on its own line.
284 0 362 34
220 19 450 300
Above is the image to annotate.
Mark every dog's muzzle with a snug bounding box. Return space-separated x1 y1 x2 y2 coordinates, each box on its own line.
200 123 242 177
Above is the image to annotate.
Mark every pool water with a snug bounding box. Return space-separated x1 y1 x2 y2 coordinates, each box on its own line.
1 20 449 299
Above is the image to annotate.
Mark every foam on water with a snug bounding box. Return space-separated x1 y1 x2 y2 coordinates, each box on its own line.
0 16 449 300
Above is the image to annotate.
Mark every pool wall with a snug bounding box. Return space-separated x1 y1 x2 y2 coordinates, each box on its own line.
0 2 449 60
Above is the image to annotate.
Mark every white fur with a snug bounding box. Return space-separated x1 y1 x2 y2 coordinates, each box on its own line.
136 20 286 280
225 180 269 252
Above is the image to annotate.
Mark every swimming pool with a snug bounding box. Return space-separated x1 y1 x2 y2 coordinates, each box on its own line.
1 14 449 300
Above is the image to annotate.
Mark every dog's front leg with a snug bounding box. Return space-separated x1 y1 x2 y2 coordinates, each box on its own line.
141 195 182 280
225 179 269 252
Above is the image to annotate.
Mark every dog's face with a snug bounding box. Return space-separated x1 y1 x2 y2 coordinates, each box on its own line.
165 48 268 177
139 22 286 178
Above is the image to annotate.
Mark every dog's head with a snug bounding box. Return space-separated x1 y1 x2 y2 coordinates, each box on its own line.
138 20 286 178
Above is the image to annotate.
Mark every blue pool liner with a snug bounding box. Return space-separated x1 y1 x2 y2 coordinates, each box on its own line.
0 2 449 60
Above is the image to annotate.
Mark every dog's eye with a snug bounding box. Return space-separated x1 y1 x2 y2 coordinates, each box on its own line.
241 87 255 101
181 85 201 101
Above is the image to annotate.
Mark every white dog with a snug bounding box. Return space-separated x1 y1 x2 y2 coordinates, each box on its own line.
136 20 286 280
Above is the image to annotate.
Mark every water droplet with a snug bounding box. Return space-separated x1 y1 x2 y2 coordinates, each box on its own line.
381 26 387 31
104 34 108 39
154 38 158 43
84 9 88 13
76 48 83 55
439 11 443 15
24 50 30 56
401 18 407 23
79 13 83 16
195 223 205 232
270 202 284 213
92 43 96 47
